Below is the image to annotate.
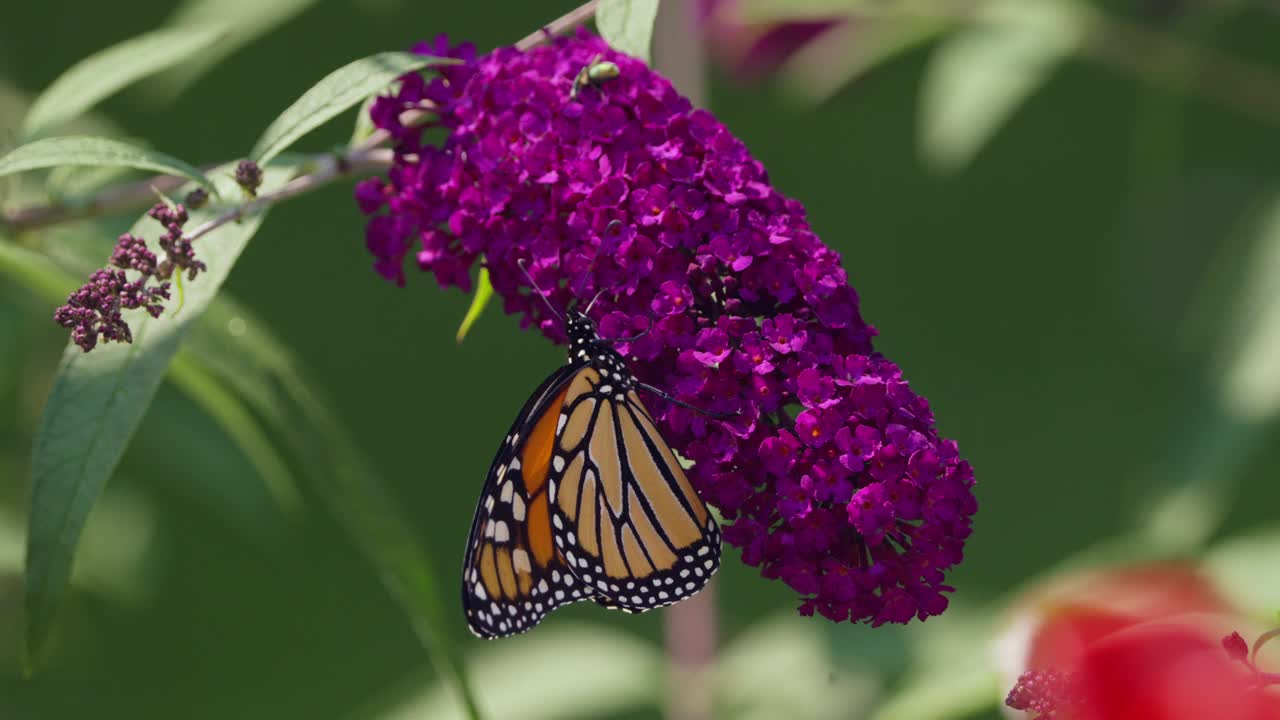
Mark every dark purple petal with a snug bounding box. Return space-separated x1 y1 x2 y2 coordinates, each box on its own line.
355 30 976 627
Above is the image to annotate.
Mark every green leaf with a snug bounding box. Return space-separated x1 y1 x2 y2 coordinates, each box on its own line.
6 229 479 713
378 624 659 720
1141 193 1280 550
0 490 157 607
596 0 661 63
0 240 74 303
1214 194 1280 424
149 0 319 99
777 17 947 104
720 615 879 719
22 163 281 670
456 266 494 344
0 136 213 191
250 52 450 166
919 0 1091 173
165 354 302 514
284 380 483 720
870 609 1002 720
176 296 484 719
22 26 225 140
1206 528 1280 621
349 93 381 146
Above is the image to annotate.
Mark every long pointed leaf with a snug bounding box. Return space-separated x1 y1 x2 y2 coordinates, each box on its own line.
36 251 483 717
456 266 494 344
919 0 1090 173
288 372 482 718
149 0 319 99
378 625 657 720
22 163 284 669
0 136 214 191
165 354 302 514
184 296 482 718
6 194 481 718
250 52 452 167
596 0 661 63
22 27 225 140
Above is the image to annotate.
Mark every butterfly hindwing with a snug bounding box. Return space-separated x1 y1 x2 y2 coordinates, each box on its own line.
462 365 591 638
463 308 722 637
546 367 721 612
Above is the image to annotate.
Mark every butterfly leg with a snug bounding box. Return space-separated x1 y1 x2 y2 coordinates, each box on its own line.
605 326 651 344
636 382 738 420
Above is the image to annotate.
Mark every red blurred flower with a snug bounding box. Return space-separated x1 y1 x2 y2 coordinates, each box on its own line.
1001 564 1280 720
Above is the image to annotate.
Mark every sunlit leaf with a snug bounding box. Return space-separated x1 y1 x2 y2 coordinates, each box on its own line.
1206 528 1280 621
778 17 946 104
720 615 879 720
46 164 137 203
596 0 661 63
22 26 225 140
2 232 478 714
737 0 912 22
0 241 72 304
377 624 659 720
250 52 450 166
350 94 381 146
870 609 1001 720
0 136 213 191
149 0 319 99
456 266 494 344
1216 195 1280 424
0 228 478 710
1142 192 1280 550
22 163 284 670
919 0 1091 173
0 490 156 607
182 295 296 422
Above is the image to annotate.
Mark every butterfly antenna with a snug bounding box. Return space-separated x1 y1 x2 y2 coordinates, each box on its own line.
517 258 564 324
566 237 614 312
583 287 608 316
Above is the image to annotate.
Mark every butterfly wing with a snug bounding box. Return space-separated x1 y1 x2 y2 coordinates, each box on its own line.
462 364 591 638
546 367 721 612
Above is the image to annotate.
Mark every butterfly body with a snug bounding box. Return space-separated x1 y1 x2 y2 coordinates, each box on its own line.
463 310 721 638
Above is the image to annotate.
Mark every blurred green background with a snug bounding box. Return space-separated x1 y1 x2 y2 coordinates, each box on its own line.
1 0 1278 718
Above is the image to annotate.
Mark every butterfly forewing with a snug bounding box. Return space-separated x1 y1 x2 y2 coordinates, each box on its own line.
462 366 590 638
463 309 721 637
547 369 721 612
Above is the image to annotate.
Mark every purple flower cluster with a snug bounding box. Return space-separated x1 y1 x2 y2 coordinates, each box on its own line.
358 31 976 624
54 202 202 352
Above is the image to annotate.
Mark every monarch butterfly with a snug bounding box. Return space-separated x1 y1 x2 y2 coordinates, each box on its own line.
462 271 722 638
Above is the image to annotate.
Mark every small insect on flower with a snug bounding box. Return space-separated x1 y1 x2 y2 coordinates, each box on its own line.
362 32 977 626
570 53 620 99
461 263 723 639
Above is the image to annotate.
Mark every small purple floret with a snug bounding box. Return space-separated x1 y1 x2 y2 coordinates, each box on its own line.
55 203 194 352
357 31 976 625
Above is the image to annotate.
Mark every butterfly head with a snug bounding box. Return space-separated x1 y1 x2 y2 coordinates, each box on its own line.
565 310 600 350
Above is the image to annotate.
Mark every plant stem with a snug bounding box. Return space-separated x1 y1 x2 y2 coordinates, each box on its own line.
184 147 390 243
1 0 601 237
664 581 718 720
3 167 210 232
654 3 718 720
516 0 600 51
1082 10 1280 128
